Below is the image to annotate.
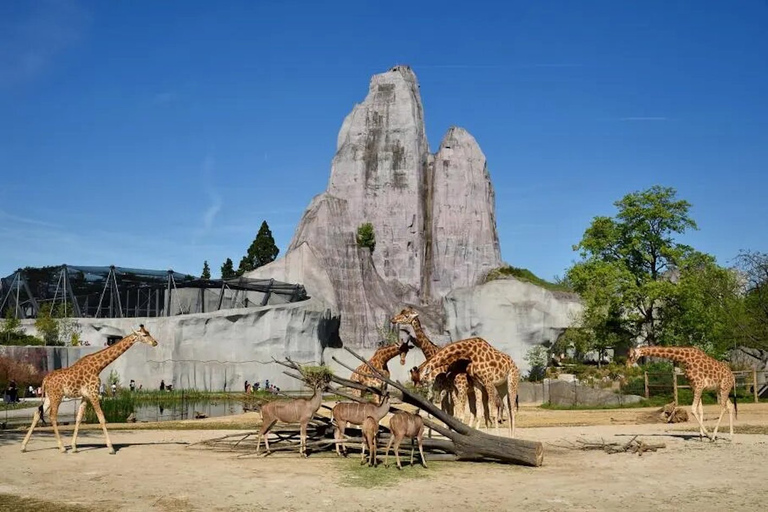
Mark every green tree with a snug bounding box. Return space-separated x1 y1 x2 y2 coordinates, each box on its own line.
34 303 61 346
729 251 768 357
566 186 700 353
221 258 236 279
201 260 211 280
356 222 376 252
1 310 21 344
237 220 280 275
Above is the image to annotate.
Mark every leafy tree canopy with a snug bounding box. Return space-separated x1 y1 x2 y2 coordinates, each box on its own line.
565 185 740 358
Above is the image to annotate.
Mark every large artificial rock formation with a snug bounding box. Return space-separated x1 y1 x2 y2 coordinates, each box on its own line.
256 65 502 346
443 277 583 375
430 127 501 300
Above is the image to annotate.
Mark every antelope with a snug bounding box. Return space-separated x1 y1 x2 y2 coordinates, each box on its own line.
255 384 324 457
332 393 391 456
360 415 379 467
384 410 427 469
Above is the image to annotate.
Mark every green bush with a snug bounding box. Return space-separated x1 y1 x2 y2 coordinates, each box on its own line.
356 222 376 252
484 265 573 292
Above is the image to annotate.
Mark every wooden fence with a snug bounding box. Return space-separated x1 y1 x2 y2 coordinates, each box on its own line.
642 369 765 405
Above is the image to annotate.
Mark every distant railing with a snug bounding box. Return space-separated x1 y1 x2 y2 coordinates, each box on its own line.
641 369 765 405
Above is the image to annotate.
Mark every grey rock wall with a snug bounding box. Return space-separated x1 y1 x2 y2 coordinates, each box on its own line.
327 65 429 295
283 65 504 346
430 127 501 300
443 277 583 375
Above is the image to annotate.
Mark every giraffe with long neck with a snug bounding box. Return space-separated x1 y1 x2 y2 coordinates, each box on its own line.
391 308 484 426
21 325 159 454
415 337 520 437
349 340 411 396
627 346 737 440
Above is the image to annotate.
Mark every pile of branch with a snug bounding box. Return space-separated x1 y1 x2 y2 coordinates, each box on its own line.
192 349 544 466
328 347 543 467
574 436 665 456
659 402 689 423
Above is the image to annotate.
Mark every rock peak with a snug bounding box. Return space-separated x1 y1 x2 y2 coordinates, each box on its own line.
286 66 500 345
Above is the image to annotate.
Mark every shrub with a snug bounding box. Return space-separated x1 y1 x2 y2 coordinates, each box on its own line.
484 265 573 292
356 223 376 252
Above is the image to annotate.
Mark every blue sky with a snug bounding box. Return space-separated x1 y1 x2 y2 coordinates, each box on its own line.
1 1 767 282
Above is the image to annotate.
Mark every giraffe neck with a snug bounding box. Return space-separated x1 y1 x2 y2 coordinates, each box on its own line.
410 318 440 359
81 334 139 373
637 346 699 366
372 344 402 366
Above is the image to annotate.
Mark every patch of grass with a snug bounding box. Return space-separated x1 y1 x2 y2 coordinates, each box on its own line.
540 396 671 410
337 457 437 488
0 494 96 512
0 401 38 411
483 265 573 292
674 424 768 436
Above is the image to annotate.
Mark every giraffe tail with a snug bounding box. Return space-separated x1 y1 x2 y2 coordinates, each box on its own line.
37 381 46 423
731 385 738 420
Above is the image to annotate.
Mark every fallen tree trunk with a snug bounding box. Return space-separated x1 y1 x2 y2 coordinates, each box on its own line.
331 347 544 467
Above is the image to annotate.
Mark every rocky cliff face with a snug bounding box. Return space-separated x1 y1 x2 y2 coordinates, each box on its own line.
443 278 583 374
325 66 430 300
430 127 501 300
270 65 504 346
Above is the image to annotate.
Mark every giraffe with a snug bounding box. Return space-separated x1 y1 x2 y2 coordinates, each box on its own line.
391 308 485 426
349 340 412 396
627 346 737 441
21 325 159 454
414 337 520 437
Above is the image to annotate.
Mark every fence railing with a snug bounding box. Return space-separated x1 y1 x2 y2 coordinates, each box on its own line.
640 369 765 405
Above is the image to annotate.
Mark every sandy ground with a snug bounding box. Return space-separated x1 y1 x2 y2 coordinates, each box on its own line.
1 403 767 512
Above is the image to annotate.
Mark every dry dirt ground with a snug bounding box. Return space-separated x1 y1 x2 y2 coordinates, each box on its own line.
1 403 768 512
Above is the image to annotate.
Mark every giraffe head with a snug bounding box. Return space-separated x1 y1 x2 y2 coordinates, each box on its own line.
390 307 418 326
626 347 642 367
133 324 158 347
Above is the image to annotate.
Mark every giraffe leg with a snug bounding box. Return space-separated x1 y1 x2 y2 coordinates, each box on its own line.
712 387 733 442
70 400 88 453
21 397 50 452
486 385 501 434
48 398 66 453
89 398 115 454
689 390 711 441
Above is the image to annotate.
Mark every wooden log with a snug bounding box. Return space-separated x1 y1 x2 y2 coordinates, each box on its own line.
337 347 544 467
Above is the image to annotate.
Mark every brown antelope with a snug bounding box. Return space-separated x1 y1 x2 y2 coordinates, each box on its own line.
255 384 324 457
360 415 379 467
332 393 391 457
384 410 427 469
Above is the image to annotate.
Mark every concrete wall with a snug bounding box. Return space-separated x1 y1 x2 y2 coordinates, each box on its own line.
2 298 340 392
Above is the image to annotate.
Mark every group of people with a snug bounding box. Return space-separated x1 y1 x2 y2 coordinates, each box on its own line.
3 381 45 403
244 379 280 394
